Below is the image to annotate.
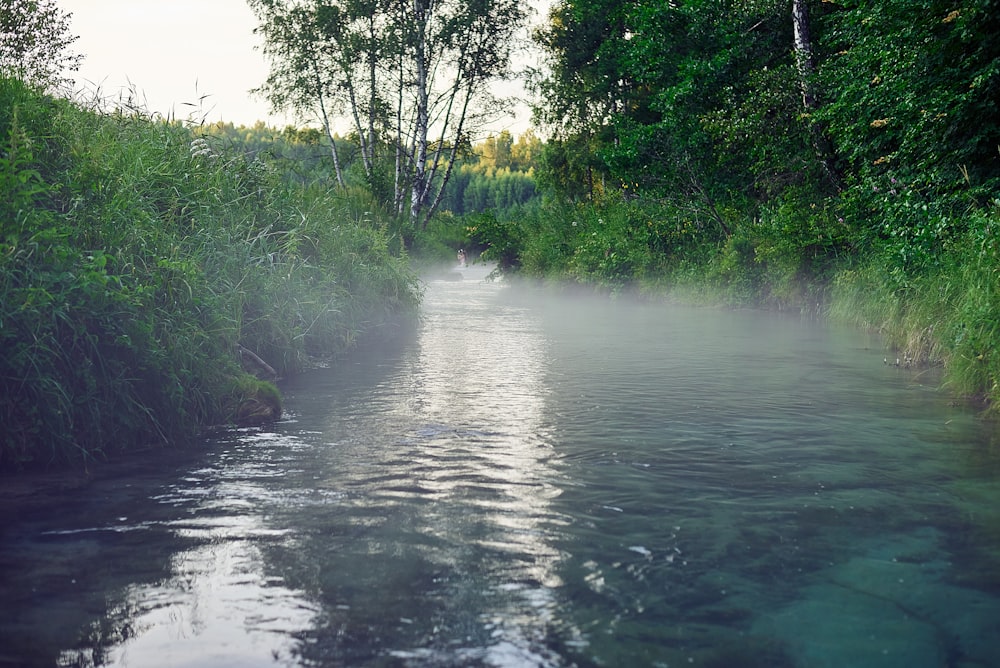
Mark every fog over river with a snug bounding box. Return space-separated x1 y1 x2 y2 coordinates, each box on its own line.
2 262 999 667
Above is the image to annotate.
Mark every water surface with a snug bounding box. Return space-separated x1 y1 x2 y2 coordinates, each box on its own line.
2 263 999 667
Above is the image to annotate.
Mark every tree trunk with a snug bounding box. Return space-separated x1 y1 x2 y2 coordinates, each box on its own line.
409 0 431 226
792 0 816 110
792 0 842 191
314 76 346 187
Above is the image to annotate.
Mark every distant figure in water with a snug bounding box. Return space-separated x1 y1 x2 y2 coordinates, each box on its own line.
457 249 467 267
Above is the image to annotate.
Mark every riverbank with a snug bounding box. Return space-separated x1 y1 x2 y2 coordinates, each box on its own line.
467 196 1000 415
0 77 419 471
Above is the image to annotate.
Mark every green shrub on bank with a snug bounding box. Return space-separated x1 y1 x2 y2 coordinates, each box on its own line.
475 190 849 304
468 180 1000 409
0 78 418 470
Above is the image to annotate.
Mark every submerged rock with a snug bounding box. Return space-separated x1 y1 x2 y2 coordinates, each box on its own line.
753 530 1000 667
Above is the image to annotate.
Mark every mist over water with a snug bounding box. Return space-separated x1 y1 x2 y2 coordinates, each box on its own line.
2 262 1000 667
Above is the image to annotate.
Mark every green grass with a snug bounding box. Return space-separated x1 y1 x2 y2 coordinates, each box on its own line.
830 204 1000 410
0 77 419 470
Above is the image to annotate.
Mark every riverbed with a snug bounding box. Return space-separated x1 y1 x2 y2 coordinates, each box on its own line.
2 263 999 667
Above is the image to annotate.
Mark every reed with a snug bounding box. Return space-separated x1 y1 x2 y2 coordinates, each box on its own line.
0 77 418 470
829 204 1000 410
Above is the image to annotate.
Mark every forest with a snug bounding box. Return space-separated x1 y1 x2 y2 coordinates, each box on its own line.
1 0 999 469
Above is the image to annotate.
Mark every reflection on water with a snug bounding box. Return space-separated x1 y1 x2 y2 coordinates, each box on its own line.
2 262 1000 667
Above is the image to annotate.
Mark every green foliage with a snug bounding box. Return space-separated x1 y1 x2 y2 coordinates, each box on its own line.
0 77 418 470
442 166 538 217
411 212 470 262
0 0 82 89
474 196 727 291
537 133 610 203
0 79 51 227
250 0 530 228
465 211 524 271
829 202 1000 408
567 206 647 286
195 120 345 188
414 131 544 261
816 0 1000 197
531 0 635 135
747 190 854 299
945 210 1000 405
535 0 825 208
431 130 543 216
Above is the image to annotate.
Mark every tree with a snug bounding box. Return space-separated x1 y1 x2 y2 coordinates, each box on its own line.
533 0 843 215
530 0 636 135
510 129 542 171
251 0 528 229
0 0 82 90
479 130 513 171
529 0 635 201
792 0 840 191
815 0 1000 196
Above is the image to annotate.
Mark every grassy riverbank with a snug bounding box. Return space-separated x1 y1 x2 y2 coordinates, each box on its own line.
0 77 419 470
468 194 1000 412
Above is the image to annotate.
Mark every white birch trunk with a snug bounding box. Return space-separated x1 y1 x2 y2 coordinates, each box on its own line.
792 0 816 111
409 0 431 225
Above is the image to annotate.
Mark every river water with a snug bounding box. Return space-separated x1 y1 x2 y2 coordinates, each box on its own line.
2 263 1000 667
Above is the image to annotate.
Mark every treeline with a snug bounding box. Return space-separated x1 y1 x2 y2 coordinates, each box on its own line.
194 122 544 220
469 0 1000 408
0 77 418 470
439 130 543 217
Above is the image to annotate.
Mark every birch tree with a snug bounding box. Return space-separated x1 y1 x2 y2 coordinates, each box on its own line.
791 0 840 190
250 0 389 187
250 0 528 229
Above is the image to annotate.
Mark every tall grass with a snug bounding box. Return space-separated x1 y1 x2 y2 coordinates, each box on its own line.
0 77 419 470
830 203 1000 409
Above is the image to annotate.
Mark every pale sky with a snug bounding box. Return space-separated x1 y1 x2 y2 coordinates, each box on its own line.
59 0 543 133
60 0 289 126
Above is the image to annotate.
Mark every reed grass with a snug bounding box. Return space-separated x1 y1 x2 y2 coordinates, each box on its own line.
829 204 1000 410
0 77 418 470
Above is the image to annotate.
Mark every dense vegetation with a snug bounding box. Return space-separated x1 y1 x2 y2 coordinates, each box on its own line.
4 0 1000 470
0 77 418 470
468 0 1000 410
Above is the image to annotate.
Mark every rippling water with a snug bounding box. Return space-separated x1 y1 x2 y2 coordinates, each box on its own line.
2 263 1000 667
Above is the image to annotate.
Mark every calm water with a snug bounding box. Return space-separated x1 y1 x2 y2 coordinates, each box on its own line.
2 263 1000 667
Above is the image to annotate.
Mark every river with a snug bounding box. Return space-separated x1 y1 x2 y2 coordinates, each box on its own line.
2 262 999 667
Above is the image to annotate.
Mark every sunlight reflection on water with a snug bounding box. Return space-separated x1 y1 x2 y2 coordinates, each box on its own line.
2 262 1000 667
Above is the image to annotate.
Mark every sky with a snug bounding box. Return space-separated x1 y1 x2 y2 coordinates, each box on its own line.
58 0 543 134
